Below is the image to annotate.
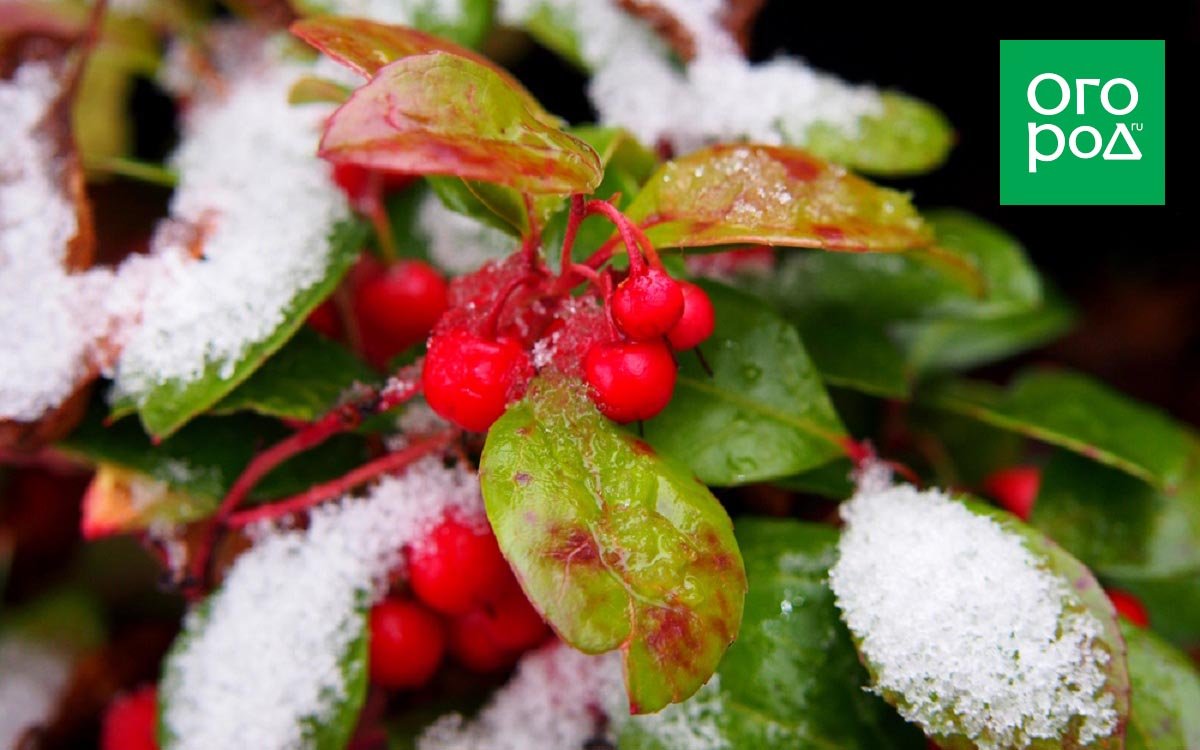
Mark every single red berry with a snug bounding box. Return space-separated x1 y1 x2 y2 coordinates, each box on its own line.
584 340 677 423
422 329 532 432
666 281 715 350
610 268 684 341
101 685 158 750
1107 588 1150 628
982 466 1041 521
447 610 518 673
367 598 446 689
354 259 449 369
306 298 342 340
479 582 549 652
409 517 511 616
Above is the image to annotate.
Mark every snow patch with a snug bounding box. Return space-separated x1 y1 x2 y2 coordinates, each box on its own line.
417 192 515 275
161 458 483 749
828 476 1118 749
418 642 625 750
0 638 72 748
114 40 351 403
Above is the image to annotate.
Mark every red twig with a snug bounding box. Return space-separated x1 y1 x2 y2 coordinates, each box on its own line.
185 378 422 594
225 430 457 528
583 199 645 275
519 194 542 265
558 194 586 274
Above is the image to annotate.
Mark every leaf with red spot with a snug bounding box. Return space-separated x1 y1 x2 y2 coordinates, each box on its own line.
624 144 932 253
479 377 747 714
319 52 601 195
291 17 536 112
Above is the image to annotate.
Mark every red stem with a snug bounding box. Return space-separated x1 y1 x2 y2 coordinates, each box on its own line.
185 379 421 594
519 194 541 265
584 199 646 276
225 430 456 528
482 272 540 340
558 194 586 274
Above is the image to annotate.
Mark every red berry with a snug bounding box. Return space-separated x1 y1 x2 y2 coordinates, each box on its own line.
479 583 549 652
354 259 449 369
584 340 677 423
306 299 342 340
610 268 684 341
367 598 446 689
447 610 518 673
666 281 715 350
101 686 158 750
982 466 1041 521
422 329 532 432
1107 588 1150 628
409 517 511 616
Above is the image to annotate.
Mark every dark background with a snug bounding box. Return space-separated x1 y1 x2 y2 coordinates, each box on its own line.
509 0 1200 423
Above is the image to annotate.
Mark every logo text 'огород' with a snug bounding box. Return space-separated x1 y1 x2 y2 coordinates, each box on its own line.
1000 40 1165 205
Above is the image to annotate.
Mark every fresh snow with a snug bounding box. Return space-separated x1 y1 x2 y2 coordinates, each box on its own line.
161 459 484 750
496 0 883 153
0 638 72 748
418 642 625 750
622 676 730 750
112 39 350 403
828 469 1119 749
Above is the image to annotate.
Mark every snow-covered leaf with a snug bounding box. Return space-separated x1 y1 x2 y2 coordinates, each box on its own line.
625 144 932 252
830 479 1129 750
480 377 746 714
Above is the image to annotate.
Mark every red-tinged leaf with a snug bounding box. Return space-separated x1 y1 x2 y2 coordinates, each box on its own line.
624 144 932 252
480 378 747 714
81 464 215 539
290 17 556 122
320 52 602 195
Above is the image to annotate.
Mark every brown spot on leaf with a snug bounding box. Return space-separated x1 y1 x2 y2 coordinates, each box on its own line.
627 437 657 457
644 604 703 672
514 471 532 486
812 223 846 243
545 527 601 566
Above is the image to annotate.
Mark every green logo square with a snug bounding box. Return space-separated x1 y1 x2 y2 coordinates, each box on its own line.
1000 40 1165 205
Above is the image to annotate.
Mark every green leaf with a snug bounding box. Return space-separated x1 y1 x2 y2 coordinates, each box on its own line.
125 220 366 439
0 588 107 656
896 292 1074 374
920 209 1043 318
426 176 546 237
1030 448 1200 648
320 53 601 194
773 459 855 499
211 328 375 421
791 309 911 398
624 144 932 253
1031 450 1200 579
479 377 746 714
621 519 925 750
158 600 369 750
643 281 847 486
802 93 954 177
1122 622 1200 750
918 369 1194 489
291 17 531 108
60 397 369 509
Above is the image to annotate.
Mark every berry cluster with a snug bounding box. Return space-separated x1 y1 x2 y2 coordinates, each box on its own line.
367 514 549 690
417 197 714 433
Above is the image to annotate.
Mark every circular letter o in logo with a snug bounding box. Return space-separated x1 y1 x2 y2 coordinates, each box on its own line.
1028 73 1070 115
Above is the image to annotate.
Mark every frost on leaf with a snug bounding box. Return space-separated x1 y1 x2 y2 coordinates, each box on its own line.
479 378 746 714
159 459 484 750
828 467 1129 750
496 0 951 173
110 33 358 436
625 144 931 253
320 52 601 195
418 642 626 750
